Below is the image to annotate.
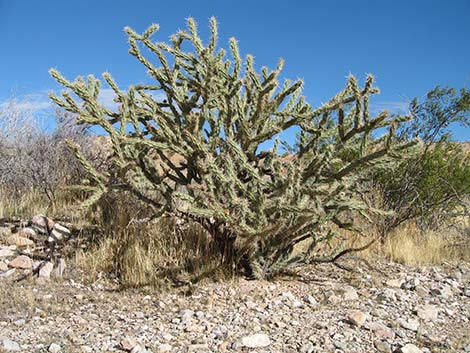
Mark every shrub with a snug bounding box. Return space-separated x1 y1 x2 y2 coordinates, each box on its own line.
374 86 470 235
50 18 413 279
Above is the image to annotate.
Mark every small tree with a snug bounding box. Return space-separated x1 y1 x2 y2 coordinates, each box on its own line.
50 18 414 278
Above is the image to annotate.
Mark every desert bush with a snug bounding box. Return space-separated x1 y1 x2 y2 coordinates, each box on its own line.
373 86 470 235
50 18 414 279
0 101 101 213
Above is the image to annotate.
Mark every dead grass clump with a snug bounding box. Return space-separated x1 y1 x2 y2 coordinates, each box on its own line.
382 223 452 265
75 217 229 287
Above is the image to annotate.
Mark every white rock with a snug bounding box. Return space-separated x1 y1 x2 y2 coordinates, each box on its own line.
342 286 359 301
0 247 15 258
416 305 438 321
0 269 16 278
240 333 271 348
398 318 420 332
48 343 61 353
399 343 423 353
157 344 173 352
39 262 54 279
1 338 20 351
347 310 367 327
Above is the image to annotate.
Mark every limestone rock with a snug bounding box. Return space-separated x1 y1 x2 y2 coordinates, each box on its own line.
32 214 55 233
398 318 420 332
48 223 71 243
48 343 61 353
347 310 367 327
416 304 438 321
240 333 271 348
39 262 54 279
398 343 422 353
8 255 32 269
0 247 15 258
1 338 20 351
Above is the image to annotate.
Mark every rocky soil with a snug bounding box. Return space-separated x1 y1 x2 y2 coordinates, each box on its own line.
1 216 469 353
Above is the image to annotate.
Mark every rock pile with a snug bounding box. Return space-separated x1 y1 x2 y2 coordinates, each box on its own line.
0 214 70 282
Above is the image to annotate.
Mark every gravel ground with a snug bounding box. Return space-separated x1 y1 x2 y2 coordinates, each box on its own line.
1 258 469 353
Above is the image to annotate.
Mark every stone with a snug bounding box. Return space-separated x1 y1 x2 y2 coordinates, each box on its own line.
364 322 395 340
416 305 438 321
374 340 391 353
464 288 470 297
48 343 61 353
6 235 34 247
398 318 420 332
303 294 319 307
240 333 271 348
32 215 55 233
39 262 54 279
18 227 37 238
8 255 32 269
0 269 16 278
53 258 66 277
0 261 7 271
157 344 173 352
386 278 404 288
299 342 315 353
0 247 15 258
49 223 71 242
398 343 422 353
341 286 359 300
347 310 367 327
121 337 139 351
1 338 21 351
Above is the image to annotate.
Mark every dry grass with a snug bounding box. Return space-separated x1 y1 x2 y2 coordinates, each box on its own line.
74 219 229 287
0 186 49 219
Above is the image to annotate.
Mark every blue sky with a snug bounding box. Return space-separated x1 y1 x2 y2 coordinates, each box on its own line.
1 0 469 140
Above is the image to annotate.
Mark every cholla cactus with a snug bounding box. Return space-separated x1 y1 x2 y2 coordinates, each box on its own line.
50 18 415 278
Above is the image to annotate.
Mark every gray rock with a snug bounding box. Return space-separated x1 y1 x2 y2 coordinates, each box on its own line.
303 294 319 307
1 338 20 351
374 340 391 353
333 340 348 350
240 333 271 348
